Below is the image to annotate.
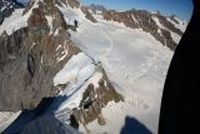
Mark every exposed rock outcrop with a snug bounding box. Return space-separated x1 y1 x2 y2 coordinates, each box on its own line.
53 61 123 130
87 5 186 50
81 6 97 23
73 67 123 127
102 9 184 50
0 0 80 112
0 2 123 131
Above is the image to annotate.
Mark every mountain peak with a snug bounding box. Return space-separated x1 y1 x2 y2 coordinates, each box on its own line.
0 0 82 111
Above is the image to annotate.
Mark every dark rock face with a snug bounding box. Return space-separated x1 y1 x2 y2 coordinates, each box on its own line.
86 4 186 50
102 9 185 50
73 68 123 127
103 10 139 29
0 0 24 24
0 0 80 112
170 15 180 25
155 14 183 36
53 63 123 129
81 6 97 23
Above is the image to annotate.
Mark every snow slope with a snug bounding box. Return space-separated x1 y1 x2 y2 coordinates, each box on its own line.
66 9 173 134
54 52 95 108
0 0 40 36
0 9 25 35
0 111 22 133
52 52 106 128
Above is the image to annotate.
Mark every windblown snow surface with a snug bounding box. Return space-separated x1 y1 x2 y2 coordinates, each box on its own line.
53 5 175 134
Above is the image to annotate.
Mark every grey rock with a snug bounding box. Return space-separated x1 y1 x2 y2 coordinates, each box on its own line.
102 9 184 50
0 0 80 112
81 6 97 23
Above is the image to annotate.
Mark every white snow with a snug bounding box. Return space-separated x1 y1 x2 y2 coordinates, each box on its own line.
55 42 69 63
152 16 164 29
53 52 105 113
56 2 83 26
67 10 173 134
167 17 187 32
0 111 22 133
152 16 182 44
170 31 182 44
55 71 103 112
92 11 104 20
96 10 103 15
45 15 53 34
157 28 162 36
0 9 25 36
1 6 7 12
54 52 95 86
53 27 60 36
86 71 103 89
132 15 138 24
0 0 40 36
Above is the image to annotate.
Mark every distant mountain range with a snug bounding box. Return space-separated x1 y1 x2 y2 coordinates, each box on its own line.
82 4 187 50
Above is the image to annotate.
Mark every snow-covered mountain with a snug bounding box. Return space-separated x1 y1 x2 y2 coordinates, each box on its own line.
82 4 187 50
0 0 122 133
0 0 188 134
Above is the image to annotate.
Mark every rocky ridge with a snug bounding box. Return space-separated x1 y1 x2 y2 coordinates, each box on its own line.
85 4 187 50
0 1 187 133
0 0 123 132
